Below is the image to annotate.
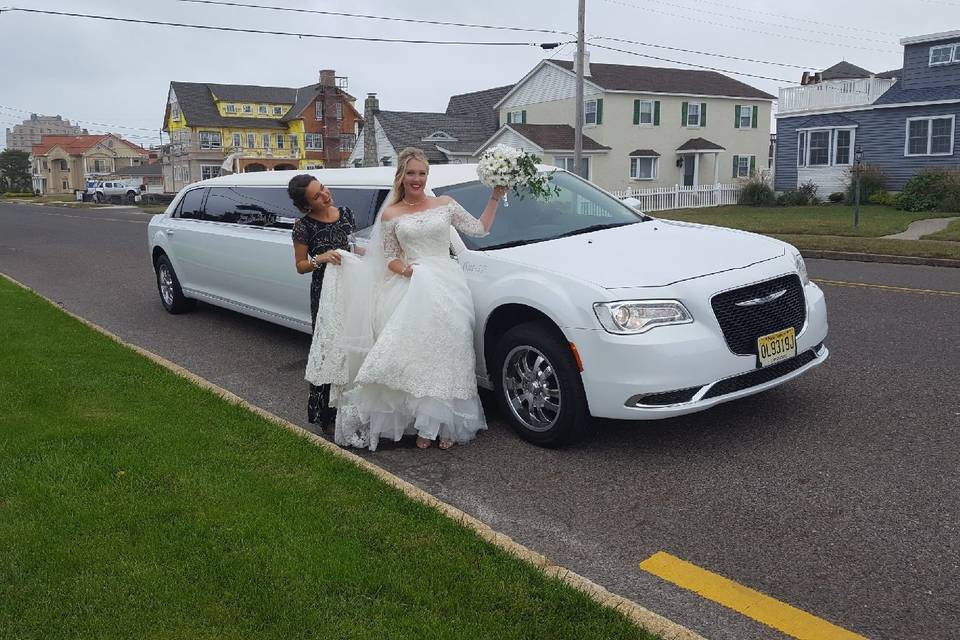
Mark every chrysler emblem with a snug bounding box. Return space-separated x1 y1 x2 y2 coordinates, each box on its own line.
735 288 787 307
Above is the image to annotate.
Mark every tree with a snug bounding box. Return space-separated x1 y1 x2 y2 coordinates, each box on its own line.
0 149 32 193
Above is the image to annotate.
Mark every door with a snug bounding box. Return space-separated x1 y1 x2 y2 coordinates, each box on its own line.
682 155 695 187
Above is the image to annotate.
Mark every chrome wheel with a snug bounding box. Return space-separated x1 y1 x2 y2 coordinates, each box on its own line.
502 345 561 432
158 264 174 307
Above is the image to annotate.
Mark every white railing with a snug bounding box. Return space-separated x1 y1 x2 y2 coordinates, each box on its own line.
778 77 896 114
611 183 741 212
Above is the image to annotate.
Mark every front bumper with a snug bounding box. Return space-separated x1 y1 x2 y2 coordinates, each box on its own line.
569 279 829 420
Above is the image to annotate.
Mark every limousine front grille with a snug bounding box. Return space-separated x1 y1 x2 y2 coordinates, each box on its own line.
701 349 818 399
711 274 806 356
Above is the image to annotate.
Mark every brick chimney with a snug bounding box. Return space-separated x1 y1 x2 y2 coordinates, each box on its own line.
363 93 379 167
319 69 336 87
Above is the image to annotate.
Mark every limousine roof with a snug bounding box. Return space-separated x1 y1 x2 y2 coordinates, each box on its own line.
197 164 505 189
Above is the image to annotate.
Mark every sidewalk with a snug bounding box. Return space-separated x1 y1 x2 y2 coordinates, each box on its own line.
883 216 960 240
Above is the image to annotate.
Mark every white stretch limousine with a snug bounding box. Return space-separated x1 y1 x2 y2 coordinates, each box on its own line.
147 165 828 446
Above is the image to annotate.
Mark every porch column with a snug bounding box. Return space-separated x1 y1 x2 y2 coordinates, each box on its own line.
693 153 700 188
714 153 719 185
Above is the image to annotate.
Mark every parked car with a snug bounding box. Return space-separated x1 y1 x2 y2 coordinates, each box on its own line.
89 179 142 203
147 166 828 446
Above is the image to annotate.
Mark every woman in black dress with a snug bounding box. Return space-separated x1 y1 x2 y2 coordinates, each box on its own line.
289 174 355 430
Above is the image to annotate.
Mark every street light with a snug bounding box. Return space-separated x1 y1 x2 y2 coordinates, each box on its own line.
853 145 863 228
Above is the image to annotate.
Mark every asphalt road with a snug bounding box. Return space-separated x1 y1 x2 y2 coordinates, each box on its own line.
2 202 958 640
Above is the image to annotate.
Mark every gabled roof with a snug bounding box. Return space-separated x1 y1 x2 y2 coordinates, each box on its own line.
281 84 359 122
445 84 513 134
629 149 660 156
375 110 490 164
871 81 960 106
820 61 874 80
795 113 858 128
166 82 290 130
876 68 901 79
550 60 775 99
676 137 725 152
500 124 608 151
32 134 148 157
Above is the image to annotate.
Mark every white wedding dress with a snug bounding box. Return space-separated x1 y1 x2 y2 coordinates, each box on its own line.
305 199 488 450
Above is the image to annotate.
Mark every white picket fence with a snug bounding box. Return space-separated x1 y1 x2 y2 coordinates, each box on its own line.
611 183 741 212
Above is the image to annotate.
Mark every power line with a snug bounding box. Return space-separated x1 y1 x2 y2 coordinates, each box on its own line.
683 0 901 37
606 0 899 46
598 0 902 54
591 36 810 70
590 42 793 83
0 7 564 47
0 105 159 133
174 0 576 36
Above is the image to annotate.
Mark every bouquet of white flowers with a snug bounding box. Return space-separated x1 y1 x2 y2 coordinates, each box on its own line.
476 144 559 205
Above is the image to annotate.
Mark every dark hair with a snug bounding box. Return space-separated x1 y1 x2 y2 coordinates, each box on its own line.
287 174 318 213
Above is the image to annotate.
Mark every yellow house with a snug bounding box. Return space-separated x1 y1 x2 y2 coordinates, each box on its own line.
161 70 361 192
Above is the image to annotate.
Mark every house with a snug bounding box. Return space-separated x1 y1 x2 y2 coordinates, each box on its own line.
30 134 149 195
350 85 511 167
484 54 774 192
775 30 960 194
6 114 87 154
161 69 361 192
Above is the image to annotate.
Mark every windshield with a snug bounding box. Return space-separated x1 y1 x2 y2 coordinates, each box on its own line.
432 171 646 251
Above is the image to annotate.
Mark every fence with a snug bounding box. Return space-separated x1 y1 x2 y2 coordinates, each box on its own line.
611 183 741 212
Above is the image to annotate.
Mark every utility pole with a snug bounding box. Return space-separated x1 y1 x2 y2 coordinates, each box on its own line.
573 0 585 178
853 145 863 228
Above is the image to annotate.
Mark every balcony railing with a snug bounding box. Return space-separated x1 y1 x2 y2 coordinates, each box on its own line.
167 143 300 159
778 78 896 114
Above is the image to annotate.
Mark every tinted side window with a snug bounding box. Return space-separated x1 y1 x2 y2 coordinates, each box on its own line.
328 188 389 229
203 187 242 223
176 188 206 220
233 187 304 228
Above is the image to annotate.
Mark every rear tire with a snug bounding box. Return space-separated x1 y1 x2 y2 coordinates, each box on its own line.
154 254 194 314
492 322 591 447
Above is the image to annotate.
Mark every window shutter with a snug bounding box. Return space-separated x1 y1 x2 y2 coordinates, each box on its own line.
596 98 603 124
732 155 739 178
681 102 688 126
701 103 707 126
633 99 640 125
521 110 527 124
735 105 742 128
654 100 660 126
749 156 756 175
751 105 759 129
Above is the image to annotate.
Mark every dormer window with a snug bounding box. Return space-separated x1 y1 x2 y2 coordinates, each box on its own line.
929 43 959 65
422 131 457 142
225 104 236 113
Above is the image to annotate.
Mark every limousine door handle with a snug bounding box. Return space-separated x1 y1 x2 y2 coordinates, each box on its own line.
165 229 175 236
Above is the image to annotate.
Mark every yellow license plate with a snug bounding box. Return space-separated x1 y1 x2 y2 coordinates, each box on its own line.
757 327 796 367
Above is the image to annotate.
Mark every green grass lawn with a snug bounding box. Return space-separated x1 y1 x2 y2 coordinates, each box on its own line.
0 277 655 640
659 204 946 238
922 218 960 242
771 234 960 260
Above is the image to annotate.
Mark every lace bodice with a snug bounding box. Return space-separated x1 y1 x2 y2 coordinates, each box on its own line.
382 200 487 262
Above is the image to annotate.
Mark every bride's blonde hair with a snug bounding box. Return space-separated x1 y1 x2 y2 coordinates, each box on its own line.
391 147 430 205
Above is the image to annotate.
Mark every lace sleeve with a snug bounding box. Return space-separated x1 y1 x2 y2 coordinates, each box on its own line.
291 218 309 245
382 218 403 260
447 198 488 237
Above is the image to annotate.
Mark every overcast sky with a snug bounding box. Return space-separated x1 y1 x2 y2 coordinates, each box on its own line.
0 0 953 150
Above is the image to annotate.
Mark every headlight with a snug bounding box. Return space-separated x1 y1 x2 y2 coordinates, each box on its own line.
793 251 810 286
593 300 693 334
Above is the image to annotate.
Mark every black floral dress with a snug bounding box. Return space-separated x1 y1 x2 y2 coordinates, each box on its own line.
292 206 354 426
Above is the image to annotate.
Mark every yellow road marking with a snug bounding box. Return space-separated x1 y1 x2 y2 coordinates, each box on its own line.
815 278 960 298
640 552 867 640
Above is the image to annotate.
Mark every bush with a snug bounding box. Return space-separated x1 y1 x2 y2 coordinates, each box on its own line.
737 174 776 206
867 191 895 206
2 192 35 198
844 164 888 203
776 190 808 207
894 169 960 212
798 180 819 204
828 191 845 203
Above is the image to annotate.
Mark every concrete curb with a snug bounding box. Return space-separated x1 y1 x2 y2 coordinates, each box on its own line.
800 249 960 268
1 272 705 640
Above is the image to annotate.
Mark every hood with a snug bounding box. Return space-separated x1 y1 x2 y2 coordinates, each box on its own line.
487 219 785 288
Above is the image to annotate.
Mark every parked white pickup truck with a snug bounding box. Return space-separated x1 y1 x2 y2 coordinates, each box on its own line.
89 179 142 203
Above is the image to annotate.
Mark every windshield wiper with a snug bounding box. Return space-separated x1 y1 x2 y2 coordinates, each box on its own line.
549 221 637 240
481 239 536 251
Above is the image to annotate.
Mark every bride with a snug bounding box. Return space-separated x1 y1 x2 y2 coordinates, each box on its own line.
306 147 505 451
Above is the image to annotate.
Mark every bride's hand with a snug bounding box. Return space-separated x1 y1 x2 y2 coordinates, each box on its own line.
492 186 508 201
402 264 414 278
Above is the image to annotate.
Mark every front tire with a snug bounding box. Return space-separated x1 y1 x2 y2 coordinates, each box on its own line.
493 322 590 447
154 254 194 314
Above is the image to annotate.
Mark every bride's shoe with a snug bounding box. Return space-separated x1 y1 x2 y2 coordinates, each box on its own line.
416 436 433 449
